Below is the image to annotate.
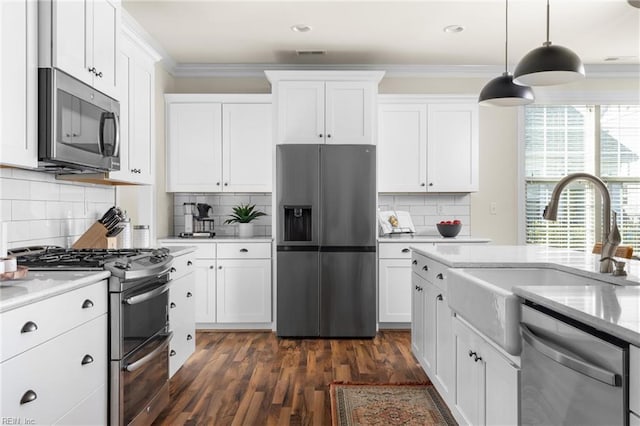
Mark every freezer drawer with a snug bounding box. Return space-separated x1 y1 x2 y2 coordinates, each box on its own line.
276 251 319 337
320 251 376 337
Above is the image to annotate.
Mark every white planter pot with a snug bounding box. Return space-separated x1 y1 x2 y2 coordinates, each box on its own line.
238 223 254 238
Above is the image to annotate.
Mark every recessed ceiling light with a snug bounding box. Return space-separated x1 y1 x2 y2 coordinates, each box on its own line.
443 25 464 33
291 24 312 33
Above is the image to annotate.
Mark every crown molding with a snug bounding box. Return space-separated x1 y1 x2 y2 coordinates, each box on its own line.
121 9 175 69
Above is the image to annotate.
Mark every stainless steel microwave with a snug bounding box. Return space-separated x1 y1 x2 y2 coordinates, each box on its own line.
38 68 120 173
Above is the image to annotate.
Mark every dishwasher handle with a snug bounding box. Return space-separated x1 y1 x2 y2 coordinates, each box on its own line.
521 324 621 387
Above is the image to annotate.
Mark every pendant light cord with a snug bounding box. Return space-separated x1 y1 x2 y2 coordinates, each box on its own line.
545 0 551 45
504 0 508 73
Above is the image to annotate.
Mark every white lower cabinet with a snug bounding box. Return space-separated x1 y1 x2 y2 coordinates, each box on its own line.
452 316 519 426
379 258 413 322
631 345 639 421
632 412 640 426
160 241 272 329
168 251 196 378
411 272 426 359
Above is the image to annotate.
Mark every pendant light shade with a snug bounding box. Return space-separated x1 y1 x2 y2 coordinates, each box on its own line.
478 0 534 106
513 0 585 86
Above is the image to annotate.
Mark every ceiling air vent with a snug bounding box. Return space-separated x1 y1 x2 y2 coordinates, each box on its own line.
295 50 327 56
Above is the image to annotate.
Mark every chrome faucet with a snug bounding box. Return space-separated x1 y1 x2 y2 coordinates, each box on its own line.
542 172 621 273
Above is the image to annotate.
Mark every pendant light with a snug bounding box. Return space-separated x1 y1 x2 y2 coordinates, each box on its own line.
478 0 534 106
513 0 585 86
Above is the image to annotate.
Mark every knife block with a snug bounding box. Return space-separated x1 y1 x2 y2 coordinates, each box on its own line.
73 222 118 249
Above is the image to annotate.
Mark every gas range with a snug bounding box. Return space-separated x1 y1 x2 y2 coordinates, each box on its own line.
9 246 173 285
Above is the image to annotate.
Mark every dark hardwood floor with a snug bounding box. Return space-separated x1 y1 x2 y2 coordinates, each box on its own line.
153 330 428 425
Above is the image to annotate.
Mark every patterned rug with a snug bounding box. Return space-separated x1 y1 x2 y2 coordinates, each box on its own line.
330 382 457 426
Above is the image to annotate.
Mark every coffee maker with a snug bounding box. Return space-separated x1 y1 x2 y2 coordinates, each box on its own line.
179 202 215 238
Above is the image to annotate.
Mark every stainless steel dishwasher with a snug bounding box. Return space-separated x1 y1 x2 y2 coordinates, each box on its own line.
520 302 628 426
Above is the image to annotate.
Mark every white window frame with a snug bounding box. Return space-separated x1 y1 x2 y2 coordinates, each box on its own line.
517 90 640 245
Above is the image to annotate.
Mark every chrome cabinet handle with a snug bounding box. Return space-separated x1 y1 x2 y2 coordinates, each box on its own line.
170 350 176 357
123 283 170 305
88 66 96 74
436 273 444 280
170 302 176 309
20 390 37 405
401 248 410 253
82 299 94 309
473 354 482 362
81 354 94 365
468 350 476 358
170 267 177 273
412 260 418 265
521 324 621 386
186 292 193 298
124 332 173 372
96 71 103 78
187 261 193 266
240 248 248 253
21 321 37 333
422 265 429 271
415 285 419 290
187 334 193 341
436 294 443 301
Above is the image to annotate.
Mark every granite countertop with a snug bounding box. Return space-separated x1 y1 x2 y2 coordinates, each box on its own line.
379 234 491 243
0 270 111 313
158 236 273 244
412 244 640 346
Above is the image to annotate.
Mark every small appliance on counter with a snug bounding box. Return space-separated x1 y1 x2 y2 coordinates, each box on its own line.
180 202 215 238
378 210 415 235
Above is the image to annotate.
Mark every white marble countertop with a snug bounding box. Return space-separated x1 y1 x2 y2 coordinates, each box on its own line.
158 236 273 244
165 245 197 257
379 235 491 243
412 244 640 345
0 270 110 313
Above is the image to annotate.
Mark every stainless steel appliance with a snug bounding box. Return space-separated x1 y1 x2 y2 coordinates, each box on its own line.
12 247 174 426
276 144 376 337
38 68 120 173
179 202 215 238
520 302 628 425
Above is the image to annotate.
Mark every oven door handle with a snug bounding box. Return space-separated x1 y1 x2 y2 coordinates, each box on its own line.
124 332 173 373
123 282 171 305
521 324 621 387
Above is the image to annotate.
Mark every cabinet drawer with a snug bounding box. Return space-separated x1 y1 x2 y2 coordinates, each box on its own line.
53 383 107 425
169 324 196 378
216 242 271 259
169 274 195 330
411 254 448 290
1 314 107 424
161 242 215 259
171 254 195 280
379 243 435 259
631 345 639 415
0 280 107 362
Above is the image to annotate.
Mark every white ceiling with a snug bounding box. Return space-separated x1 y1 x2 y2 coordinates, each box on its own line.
122 0 640 73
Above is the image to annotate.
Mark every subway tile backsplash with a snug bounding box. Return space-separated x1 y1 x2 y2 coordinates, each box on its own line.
378 193 471 236
173 193 272 237
0 168 115 249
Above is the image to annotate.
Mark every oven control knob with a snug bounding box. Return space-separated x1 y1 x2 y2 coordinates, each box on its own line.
114 261 130 270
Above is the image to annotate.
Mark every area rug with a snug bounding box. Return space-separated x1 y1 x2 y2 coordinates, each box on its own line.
330 382 457 426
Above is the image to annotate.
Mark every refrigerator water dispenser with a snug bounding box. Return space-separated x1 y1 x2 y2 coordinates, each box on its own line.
284 206 312 241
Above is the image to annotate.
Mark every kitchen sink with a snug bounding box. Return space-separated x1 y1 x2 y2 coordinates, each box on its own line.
447 267 609 355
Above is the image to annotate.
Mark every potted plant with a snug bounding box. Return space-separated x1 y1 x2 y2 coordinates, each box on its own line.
224 203 267 238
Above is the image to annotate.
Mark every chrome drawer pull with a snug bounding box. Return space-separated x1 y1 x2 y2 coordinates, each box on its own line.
186 292 193 298
401 248 410 253
422 265 429 271
124 332 173 372
81 354 94 365
240 248 248 253
170 350 176 357
187 261 193 266
436 273 444 280
170 267 177 273
468 350 476 358
170 302 176 309
20 390 37 405
412 260 418 265
123 283 170 305
21 321 37 333
186 334 193 341
436 294 443 301
82 299 94 309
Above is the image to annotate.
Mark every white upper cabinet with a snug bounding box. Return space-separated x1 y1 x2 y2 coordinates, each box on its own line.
266 71 384 145
42 0 120 99
0 0 37 168
378 96 479 193
165 94 272 193
109 33 156 184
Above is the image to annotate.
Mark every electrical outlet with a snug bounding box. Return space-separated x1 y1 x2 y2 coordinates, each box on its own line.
490 202 497 215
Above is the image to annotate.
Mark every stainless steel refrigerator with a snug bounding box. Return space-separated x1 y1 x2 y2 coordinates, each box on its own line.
276 144 376 338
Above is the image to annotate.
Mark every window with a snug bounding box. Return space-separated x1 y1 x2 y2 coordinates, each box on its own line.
524 105 640 252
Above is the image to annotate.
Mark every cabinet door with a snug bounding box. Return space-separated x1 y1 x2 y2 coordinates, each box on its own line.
167 102 222 192
277 81 324 144
109 48 131 182
453 317 484 426
193 259 216 323
0 0 37 168
434 289 454 400
378 104 427 192
427 103 479 192
128 56 153 183
222 103 272 192
325 81 374 145
411 272 425 360
216 259 271 323
422 281 437 373
169 271 195 378
54 0 91 86
90 0 119 99
484 339 519 426
378 259 412 323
